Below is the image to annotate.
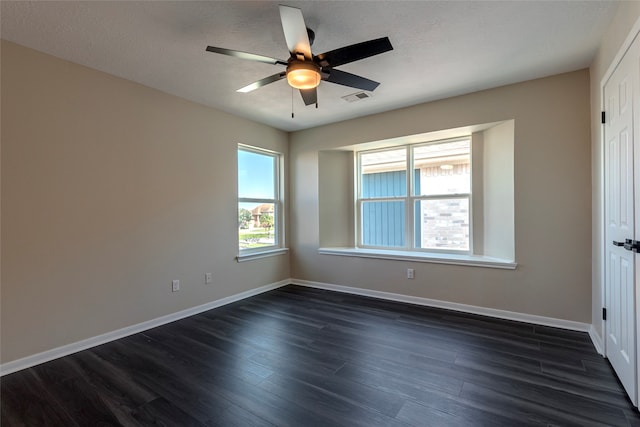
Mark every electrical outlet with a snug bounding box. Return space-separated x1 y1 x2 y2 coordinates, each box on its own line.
407 268 415 279
172 279 180 292
205 273 212 284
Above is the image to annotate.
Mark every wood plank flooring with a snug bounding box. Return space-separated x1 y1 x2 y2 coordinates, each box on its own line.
2 284 639 426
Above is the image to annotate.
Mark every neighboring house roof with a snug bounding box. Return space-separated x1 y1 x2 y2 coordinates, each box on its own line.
251 204 273 215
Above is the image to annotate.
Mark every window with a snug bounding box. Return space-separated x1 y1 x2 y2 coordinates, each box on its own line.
238 145 282 254
318 121 514 267
358 138 471 253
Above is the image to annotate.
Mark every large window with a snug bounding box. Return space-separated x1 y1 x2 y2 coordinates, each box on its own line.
238 145 282 253
358 138 471 252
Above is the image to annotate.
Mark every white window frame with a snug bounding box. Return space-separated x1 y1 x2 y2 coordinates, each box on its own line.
237 144 285 260
356 137 472 255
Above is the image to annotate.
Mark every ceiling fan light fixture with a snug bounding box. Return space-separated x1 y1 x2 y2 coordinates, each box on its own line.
286 61 321 89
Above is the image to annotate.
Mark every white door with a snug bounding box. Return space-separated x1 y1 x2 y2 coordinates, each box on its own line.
604 32 640 405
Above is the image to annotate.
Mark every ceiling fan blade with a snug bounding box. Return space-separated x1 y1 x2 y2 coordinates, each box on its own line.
206 46 287 66
279 5 312 60
324 69 380 91
300 88 317 106
237 72 287 93
315 37 393 68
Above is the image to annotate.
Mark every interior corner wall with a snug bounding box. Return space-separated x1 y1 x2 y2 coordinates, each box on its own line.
289 70 592 323
318 150 354 248
482 120 515 260
590 2 640 340
471 131 484 255
0 40 290 364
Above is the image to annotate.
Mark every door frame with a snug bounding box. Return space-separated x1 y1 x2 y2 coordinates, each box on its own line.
599 15 640 407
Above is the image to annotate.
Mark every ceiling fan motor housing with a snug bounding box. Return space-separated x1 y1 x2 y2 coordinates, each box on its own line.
286 60 321 89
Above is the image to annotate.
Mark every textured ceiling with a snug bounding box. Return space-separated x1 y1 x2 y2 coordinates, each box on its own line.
1 1 617 132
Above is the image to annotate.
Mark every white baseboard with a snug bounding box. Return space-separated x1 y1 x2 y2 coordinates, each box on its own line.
0 279 290 376
589 325 605 356
290 279 592 333
2 278 600 376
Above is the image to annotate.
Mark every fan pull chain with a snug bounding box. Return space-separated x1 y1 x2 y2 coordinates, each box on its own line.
291 87 295 119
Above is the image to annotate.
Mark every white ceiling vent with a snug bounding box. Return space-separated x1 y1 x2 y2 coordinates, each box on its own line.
341 92 372 103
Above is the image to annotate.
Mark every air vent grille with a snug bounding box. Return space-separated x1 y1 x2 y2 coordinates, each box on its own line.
341 92 371 103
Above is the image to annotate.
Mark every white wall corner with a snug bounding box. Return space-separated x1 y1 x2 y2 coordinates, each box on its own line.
0 279 291 377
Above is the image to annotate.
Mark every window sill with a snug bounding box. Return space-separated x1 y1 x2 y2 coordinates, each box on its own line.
318 247 517 270
237 248 289 263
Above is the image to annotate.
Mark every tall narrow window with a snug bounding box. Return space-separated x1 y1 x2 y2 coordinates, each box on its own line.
358 138 471 253
238 145 282 253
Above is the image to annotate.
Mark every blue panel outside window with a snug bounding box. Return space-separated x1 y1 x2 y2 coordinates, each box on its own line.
362 170 407 198
361 170 419 247
362 201 405 247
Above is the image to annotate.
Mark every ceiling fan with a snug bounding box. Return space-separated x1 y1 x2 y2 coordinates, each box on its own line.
205 4 393 107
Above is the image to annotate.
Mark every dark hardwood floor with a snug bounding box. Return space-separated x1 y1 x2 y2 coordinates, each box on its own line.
2 284 639 426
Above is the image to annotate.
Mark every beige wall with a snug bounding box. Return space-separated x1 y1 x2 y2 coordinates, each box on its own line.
290 70 592 323
318 150 354 248
1 41 290 364
590 3 640 340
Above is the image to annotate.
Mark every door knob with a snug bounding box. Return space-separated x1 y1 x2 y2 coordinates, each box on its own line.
614 239 640 252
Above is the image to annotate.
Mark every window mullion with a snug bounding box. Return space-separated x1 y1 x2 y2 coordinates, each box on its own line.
239 197 275 204
407 145 414 250
414 193 471 201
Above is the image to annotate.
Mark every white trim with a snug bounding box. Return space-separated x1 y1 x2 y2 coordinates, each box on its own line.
238 144 284 256
599 14 640 360
318 247 517 270
0 279 290 376
1 277 598 377
291 279 590 332
599 69 608 358
236 247 289 262
601 16 640 87
589 325 605 356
